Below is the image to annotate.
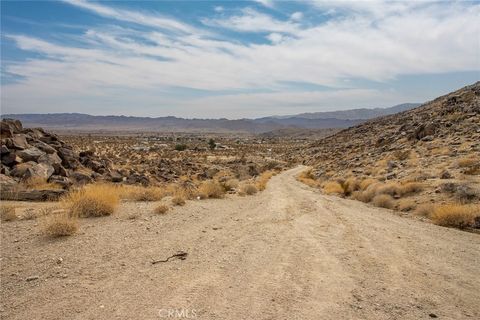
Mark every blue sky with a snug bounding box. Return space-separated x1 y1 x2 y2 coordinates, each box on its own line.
1 0 479 118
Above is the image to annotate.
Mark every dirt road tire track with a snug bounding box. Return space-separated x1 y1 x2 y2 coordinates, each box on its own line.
1 166 479 319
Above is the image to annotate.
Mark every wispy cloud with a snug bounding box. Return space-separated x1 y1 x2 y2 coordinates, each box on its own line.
2 0 479 117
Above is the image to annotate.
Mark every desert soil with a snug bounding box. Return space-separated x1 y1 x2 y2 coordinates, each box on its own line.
1 166 479 320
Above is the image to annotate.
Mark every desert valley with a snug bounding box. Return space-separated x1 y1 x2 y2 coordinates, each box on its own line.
1 1 479 319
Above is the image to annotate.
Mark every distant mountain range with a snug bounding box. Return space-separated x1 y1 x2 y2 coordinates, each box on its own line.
1 103 420 134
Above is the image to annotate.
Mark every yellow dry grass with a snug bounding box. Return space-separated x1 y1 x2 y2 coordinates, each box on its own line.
255 171 275 191
297 169 320 188
62 184 119 217
372 194 395 209
41 213 78 237
431 204 479 228
198 180 225 199
239 184 257 196
154 204 169 214
22 177 62 190
322 181 344 195
0 205 17 222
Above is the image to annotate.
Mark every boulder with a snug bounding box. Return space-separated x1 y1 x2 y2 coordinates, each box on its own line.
32 141 56 154
10 162 37 178
11 134 29 150
58 147 80 169
0 174 18 193
70 171 93 184
1 189 66 201
17 147 45 162
0 145 10 154
1 153 23 166
24 163 55 180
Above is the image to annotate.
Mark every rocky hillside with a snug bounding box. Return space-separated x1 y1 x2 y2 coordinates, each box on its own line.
0 119 112 200
297 82 480 217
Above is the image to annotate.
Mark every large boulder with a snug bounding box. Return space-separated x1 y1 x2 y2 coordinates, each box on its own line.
17 147 45 162
58 147 80 169
24 163 55 180
11 134 29 150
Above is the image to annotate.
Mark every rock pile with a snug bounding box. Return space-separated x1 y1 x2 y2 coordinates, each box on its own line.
1 119 110 199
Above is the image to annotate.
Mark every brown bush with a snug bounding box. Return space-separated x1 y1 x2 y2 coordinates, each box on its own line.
154 204 169 214
297 169 320 188
222 178 239 191
397 199 416 212
343 177 360 196
0 205 16 222
359 178 378 191
41 213 78 237
256 171 275 191
414 204 435 217
431 204 479 228
172 192 186 206
322 181 344 195
398 182 424 196
198 180 225 199
372 194 395 209
63 184 119 217
240 184 257 195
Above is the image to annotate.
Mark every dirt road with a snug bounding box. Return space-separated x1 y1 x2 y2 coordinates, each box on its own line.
1 166 479 320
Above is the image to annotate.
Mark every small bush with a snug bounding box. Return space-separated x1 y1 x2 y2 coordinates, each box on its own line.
0 205 16 222
414 204 435 217
41 213 78 237
398 182 424 196
22 209 37 220
240 184 257 195
63 184 119 217
174 144 187 151
397 199 416 212
322 181 344 195
375 182 401 196
372 194 395 209
431 204 479 228
222 178 239 191
359 178 378 191
256 171 275 191
297 169 320 188
343 177 360 196
172 191 186 206
198 180 225 199
154 204 169 214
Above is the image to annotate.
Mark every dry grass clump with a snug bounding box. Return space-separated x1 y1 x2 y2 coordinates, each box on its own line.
359 178 378 191
342 177 360 196
372 194 395 209
0 205 17 222
22 177 62 190
375 182 400 196
414 203 435 217
222 178 239 192
41 213 78 237
396 199 416 212
198 180 225 199
256 171 275 191
322 181 344 195
398 182 424 195
239 184 257 196
63 184 119 217
154 204 169 214
431 204 479 228
120 185 164 201
393 150 411 161
171 190 186 206
456 156 480 175
297 169 320 188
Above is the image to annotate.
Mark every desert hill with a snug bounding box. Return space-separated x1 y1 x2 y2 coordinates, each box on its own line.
297 82 480 223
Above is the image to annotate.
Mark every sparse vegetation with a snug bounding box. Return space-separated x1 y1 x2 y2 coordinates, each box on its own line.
0 205 17 222
154 204 169 214
431 204 479 228
256 170 275 191
198 180 225 199
372 194 395 209
322 181 344 195
240 184 257 195
21 177 62 190
63 184 119 217
41 213 78 237
174 144 187 151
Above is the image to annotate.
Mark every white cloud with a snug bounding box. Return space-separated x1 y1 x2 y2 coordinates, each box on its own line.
214 6 224 13
290 11 303 21
202 8 300 33
253 0 274 8
2 1 480 117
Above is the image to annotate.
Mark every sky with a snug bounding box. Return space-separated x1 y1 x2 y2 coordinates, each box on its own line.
1 0 479 119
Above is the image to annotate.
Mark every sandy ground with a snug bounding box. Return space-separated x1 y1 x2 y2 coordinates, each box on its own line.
1 166 479 320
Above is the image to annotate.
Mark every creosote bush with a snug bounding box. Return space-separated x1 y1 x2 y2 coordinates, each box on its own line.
63 184 119 217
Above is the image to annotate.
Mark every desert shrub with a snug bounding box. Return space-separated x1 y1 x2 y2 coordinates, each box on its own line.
172 190 186 206
297 169 320 188
240 184 257 195
343 177 360 196
372 194 395 209
198 180 225 199
375 182 401 197
154 204 169 214
0 205 16 222
455 183 480 202
456 156 480 175
41 213 78 237
22 209 37 220
174 144 187 151
414 204 435 217
322 181 344 195
431 204 479 228
22 177 62 190
222 178 239 191
256 171 275 191
359 178 378 191
122 186 164 201
398 182 424 196
63 184 119 217
397 199 416 212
